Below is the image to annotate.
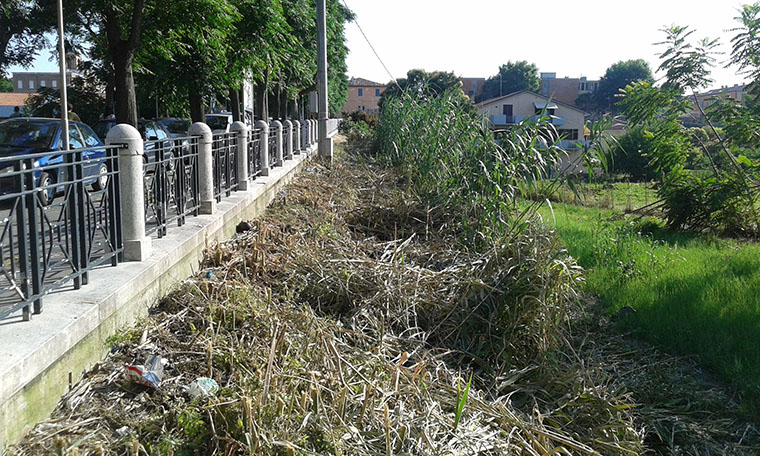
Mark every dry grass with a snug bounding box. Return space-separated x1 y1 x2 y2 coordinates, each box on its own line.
10 141 758 455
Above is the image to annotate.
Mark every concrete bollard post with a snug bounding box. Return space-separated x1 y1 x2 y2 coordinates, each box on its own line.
284 120 293 160
312 119 317 145
230 121 249 191
189 122 215 214
271 120 283 166
293 120 301 155
255 120 269 177
107 124 151 261
301 120 307 152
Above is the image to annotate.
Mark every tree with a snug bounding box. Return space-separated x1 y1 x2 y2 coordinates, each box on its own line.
593 59 653 113
475 61 539 103
379 69 468 110
0 1 46 77
0 77 11 92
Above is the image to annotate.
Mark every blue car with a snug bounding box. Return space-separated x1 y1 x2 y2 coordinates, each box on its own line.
0 118 109 205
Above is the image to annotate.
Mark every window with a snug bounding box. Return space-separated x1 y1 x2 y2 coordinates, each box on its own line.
557 129 579 140
358 88 363 97
52 80 57 88
40 80 46 87
28 80 34 89
80 126 101 147
375 88 380 96
17 80 23 89
358 106 365 111
502 104 513 116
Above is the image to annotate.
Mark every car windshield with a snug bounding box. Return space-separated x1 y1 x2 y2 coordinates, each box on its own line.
160 119 190 134
92 121 116 141
205 116 229 130
0 121 57 151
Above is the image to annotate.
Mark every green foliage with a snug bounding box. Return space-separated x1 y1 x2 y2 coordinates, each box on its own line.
379 69 469 111
24 75 106 125
0 0 47 76
592 59 653 113
0 77 11 92
619 21 760 237
339 111 377 148
656 26 720 93
476 60 540 103
453 372 472 431
540 201 760 415
375 87 609 244
611 127 656 180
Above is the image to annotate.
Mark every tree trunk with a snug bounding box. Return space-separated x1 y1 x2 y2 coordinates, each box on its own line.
255 83 267 121
113 54 138 126
189 90 204 123
104 75 116 117
230 88 241 122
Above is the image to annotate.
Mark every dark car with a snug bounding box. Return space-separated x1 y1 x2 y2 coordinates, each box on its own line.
93 119 185 163
158 118 191 138
0 118 108 205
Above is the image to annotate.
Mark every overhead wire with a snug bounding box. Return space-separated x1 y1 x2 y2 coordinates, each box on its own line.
340 0 401 89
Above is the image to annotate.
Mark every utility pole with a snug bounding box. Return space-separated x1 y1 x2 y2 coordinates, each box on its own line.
56 0 69 150
316 0 332 163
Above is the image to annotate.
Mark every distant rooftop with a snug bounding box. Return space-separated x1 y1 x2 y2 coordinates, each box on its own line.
348 77 386 87
700 84 747 96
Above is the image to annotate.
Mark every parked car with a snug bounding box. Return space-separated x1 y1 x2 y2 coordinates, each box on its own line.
0 118 108 205
92 119 183 163
205 113 233 134
158 118 191 139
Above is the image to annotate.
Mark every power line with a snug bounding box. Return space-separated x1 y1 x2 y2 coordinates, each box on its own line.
340 0 401 89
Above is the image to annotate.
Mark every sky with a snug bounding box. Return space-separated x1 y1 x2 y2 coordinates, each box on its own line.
8 0 752 91
342 0 752 90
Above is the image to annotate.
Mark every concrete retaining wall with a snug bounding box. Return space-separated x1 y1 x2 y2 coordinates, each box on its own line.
0 144 318 451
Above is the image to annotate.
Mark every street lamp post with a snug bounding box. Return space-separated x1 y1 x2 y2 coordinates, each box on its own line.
56 0 69 150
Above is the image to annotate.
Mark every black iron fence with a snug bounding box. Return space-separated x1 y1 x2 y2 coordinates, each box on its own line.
268 127 278 167
248 129 261 179
0 145 122 321
212 132 239 200
143 136 201 238
0 118 328 321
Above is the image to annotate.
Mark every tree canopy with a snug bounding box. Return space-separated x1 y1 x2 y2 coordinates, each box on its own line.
0 1 46 77
475 61 540 103
379 69 470 110
23 0 353 124
590 59 653 113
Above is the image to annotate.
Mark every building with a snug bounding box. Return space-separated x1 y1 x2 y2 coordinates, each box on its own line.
0 93 30 119
342 77 386 114
540 72 599 107
461 77 486 101
477 89 588 150
684 83 747 125
11 72 78 94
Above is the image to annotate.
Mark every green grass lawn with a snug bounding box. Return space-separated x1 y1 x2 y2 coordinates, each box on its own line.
537 202 760 413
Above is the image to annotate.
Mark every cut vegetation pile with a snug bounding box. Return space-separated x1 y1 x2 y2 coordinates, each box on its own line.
11 142 759 455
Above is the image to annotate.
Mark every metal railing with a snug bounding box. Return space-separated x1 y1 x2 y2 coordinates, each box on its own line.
0 145 123 321
248 129 261 179
0 118 338 321
268 127 278 167
212 132 239 200
143 136 201 238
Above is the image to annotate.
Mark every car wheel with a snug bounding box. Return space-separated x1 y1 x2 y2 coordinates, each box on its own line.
92 162 109 191
38 172 55 206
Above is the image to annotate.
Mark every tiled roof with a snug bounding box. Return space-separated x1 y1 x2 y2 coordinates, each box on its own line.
0 93 30 107
349 77 386 87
